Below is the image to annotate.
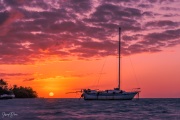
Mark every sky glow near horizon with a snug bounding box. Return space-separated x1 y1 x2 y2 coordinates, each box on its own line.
0 0 180 98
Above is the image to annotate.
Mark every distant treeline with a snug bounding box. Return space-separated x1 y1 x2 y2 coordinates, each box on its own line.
0 79 38 98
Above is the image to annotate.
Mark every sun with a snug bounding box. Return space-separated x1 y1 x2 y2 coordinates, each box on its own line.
49 92 54 97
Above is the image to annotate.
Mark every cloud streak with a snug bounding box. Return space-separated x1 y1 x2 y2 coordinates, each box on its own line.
0 0 179 64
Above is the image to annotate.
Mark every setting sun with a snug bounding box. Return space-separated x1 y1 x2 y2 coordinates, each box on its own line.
49 92 54 97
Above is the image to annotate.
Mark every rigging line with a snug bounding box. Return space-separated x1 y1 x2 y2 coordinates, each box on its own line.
90 58 107 89
95 58 107 89
129 56 140 88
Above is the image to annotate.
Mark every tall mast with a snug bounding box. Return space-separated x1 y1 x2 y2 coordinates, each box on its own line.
118 27 121 90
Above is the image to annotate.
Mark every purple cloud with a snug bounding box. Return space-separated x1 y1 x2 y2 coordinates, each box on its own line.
145 20 180 28
0 0 179 64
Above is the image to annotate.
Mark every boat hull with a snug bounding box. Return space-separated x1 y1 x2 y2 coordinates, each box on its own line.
0 94 15 99
83 92 138 100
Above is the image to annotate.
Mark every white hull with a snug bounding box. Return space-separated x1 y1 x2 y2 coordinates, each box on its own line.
0 94 15 99
83 91 138 100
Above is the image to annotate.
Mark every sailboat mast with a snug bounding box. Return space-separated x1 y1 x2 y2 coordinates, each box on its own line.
118 27 121 90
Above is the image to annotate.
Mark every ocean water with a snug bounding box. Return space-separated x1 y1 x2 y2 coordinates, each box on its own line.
0 98 179 120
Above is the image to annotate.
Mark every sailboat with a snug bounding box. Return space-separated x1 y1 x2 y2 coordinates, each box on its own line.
81 27 140 100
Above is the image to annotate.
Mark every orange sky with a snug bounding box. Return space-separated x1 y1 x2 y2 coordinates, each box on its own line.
1 44 180 98
0 0 180 98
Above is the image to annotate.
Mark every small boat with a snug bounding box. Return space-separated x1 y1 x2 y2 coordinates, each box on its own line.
0 93 15 99
81 27 140 100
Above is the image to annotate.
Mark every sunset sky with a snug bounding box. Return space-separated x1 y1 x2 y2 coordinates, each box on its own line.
0 0 180 98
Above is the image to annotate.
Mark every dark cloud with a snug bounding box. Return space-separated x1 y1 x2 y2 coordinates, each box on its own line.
142 11 155 17
65 0 92 13
145 20 180 28
85 3 142 23
0 0 179 64
72 40 117 58
23 78 35 82
147 0 158 3
3 0 20 6
159 0 177 3
84 3 143 33
122 35 139 41
0 73 30 77
163 14 180 17
160 7 180 11
138 4 153 8
0 11 9 25
144 29 180 42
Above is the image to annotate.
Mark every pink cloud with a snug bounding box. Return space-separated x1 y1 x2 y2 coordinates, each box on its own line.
0 0 179 64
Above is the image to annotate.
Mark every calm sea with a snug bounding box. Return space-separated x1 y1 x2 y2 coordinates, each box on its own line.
0 98 179 120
